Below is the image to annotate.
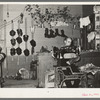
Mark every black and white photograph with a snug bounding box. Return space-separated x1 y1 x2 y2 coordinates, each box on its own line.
0 2 100 97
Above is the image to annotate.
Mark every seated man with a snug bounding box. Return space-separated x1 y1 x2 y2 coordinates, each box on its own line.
59 37 80 70
52 37 81 88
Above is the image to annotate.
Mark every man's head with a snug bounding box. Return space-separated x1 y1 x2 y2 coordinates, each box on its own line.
64 37 72 46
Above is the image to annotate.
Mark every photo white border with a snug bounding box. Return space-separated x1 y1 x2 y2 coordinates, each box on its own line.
0 2 100 98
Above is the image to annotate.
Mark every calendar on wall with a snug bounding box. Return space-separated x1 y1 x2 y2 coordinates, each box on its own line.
95 13 100 30
94 6 100 50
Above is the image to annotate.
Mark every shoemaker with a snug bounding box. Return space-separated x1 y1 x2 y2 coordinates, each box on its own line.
52 37 81 88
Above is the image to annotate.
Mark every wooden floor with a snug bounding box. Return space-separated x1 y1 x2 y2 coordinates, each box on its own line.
3 79 38 88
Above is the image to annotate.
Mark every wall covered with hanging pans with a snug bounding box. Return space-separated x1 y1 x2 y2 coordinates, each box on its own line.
1 5 82 76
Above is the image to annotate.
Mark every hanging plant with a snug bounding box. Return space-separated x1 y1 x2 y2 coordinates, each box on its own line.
25 5 80 28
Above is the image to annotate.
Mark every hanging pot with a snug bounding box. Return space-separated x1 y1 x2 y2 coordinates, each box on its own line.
23 35 29 42
10 48 16 56
30 39 36 47
16 47 22 55
16 36 22 44
17 29 23 36
23 49 30 56
10 38 16 46
10 30 16 36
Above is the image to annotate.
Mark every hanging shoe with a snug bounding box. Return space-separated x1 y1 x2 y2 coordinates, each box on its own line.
10 48 16 56
17 29 23 36
16 36 22 44
10 30 16 36
23 49 30 56
61 30 67 37
16 47 22 55
11 38 16 46
44 28 49 38
23 35 29 42
30 39 36 47
49 29 55 38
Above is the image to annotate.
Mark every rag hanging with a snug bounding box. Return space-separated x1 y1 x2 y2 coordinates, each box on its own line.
87 32 96 43
79 16 90 28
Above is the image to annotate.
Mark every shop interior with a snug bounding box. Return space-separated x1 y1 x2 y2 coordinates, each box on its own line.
0 4 100 88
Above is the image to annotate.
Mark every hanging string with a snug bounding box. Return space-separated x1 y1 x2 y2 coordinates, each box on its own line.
17 21 20 66
17 54 20 66
17 44 20 66
30 16 36 56
4 20 8 70
11 20 14 30
11 20 14 61
7 4 9 18
18 20 20 29
25 18 27 49
31 17 36 39
25 17 28 63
